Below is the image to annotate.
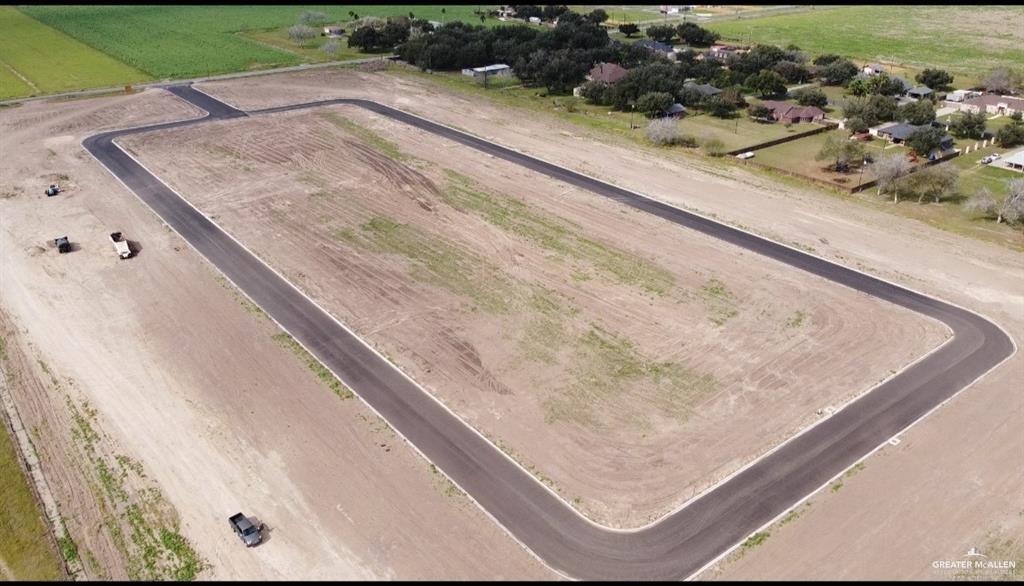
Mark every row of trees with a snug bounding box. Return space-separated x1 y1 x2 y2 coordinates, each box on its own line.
644 22 721 47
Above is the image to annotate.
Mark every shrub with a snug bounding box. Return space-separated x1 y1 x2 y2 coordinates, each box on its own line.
701 137 726 157
794 88 828 108
635 91 675 118
287 24 317 44
646 118 697 147
321 40 340 55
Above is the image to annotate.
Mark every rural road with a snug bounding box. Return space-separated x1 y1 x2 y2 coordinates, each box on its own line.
82 84 1015 580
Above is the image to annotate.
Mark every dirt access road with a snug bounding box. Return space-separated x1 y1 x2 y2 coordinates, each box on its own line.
0 89 551 579
192 68 1024 581
92 84 1012 579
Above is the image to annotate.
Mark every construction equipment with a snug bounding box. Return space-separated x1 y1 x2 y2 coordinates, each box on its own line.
55 236 70 253
45 184 60 196
109 232 132 259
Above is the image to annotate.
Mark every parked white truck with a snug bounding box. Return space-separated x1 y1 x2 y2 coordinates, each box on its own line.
109 232 132 259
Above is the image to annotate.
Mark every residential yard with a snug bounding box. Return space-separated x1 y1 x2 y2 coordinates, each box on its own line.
0 6 150 99
0 393 64 580
708 5 1024 79
751 129 874 189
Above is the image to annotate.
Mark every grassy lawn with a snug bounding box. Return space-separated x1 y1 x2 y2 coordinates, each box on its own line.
239 27 380 63
17 5 501 83
674 113 801 151
708 5 1024 80
0 6 150 99
0 394 64 579
753 129 872 188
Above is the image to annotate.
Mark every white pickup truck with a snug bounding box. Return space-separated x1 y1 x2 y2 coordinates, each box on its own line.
109 232 132 259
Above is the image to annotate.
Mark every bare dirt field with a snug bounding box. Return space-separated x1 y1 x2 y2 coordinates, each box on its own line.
191 68 1024 579
120 104 946 528
0 89 551 579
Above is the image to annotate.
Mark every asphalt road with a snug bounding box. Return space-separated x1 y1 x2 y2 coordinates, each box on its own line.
82 85 1015 580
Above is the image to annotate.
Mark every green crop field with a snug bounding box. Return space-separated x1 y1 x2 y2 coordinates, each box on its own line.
708 5 1024 79
17 5 500 82
0 6 150 99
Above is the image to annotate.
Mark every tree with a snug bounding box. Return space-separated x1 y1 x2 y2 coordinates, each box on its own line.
298 10 329 26
618 23 639 38
772 60 811 84
580 81 611 105
898 99 935 125
676 22 719 46
646 118 697 146
812 53 842 66
348 25 382 50
794 88 828 108
980 67 1022 94
818 59 858 86
748 104 774 122
636 91 675 118
846 117 869 134
321 40 340 55
704 95 737 118
646 24 676 44
843 94 898 126
907 163 958 203
998 179 1024 224
847 73 906 97
731 44 788 78
874 153 913 202
996 120 1024 148
745 69 787 98
287 25 317 45
905 126 946 157
586 9 608 24
948 111 987 139
915 68 953 91
815 133 864 170
542 4 569 21
965 187 998 219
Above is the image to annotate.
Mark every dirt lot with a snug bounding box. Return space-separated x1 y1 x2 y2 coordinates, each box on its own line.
120 104 945 528
0 89 551 579
193 68 1024 579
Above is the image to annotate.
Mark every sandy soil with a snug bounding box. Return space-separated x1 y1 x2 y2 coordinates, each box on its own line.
120 104 946 528
0 89 551 579
193 68 1024 579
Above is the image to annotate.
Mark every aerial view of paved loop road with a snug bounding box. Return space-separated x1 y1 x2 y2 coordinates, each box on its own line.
78 83 1016 581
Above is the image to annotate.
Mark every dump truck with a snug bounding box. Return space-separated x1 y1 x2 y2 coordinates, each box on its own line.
55 236 70 254
109 232 132 259
45 184 60 197
228 513 263 547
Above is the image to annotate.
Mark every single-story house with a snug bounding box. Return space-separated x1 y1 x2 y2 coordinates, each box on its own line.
1002 149 1024 172
664 103 687 118
946 89 982 103
862 63 886 76
683 81 722 98
876 121 954 151
588 62 628 85
958 94 1024 116
528 16 541 24
461 64 512 79
635 39 675 57
322 26 344 37
758 100 826 123
706 43 748 60
907 86 934 100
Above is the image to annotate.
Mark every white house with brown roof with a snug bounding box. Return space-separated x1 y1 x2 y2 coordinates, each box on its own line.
958 94 1024 116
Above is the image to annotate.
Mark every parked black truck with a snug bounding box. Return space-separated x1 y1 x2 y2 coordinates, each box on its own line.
228 512 263 547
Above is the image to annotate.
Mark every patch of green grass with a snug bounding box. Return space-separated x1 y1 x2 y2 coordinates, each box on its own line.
542 324 717 429
238 27 379 64
785 310 806 328
322 111 410 162
0 6 150 99
708 5 1024 78
700 277 739 326
159 528 204 582
0 408 64 579
742 531 770 549
443 171 676 295
272 333 354 399
342 216 520 313
830 480 844 493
